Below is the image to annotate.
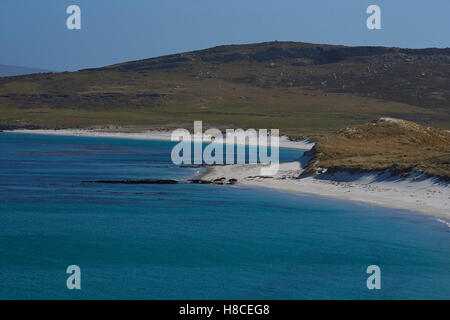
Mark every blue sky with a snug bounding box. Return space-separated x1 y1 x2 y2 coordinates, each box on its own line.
1 0 449 71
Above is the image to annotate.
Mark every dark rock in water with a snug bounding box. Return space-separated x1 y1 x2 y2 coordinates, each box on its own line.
212 177 227 185
87 179 178 184
227 178 238 185
188 179 213 184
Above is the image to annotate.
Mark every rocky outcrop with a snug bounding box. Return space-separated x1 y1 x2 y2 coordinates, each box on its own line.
86 179 178 184
189 178 238 185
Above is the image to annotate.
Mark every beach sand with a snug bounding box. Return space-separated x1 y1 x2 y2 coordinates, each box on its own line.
7 128 314 150
201 161 450 220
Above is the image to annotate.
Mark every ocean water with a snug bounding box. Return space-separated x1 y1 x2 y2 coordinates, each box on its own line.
0 132 449 300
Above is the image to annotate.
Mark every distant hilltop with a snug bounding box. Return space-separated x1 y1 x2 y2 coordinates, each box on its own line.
0 41 449 136
103 41 450 71
0 64 52 77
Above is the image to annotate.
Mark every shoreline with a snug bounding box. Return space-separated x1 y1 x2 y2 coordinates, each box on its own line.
5 128 449 222
5 128 315 150
201 161 450 221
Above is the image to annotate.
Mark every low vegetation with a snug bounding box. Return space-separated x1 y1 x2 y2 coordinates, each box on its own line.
303 118 450 179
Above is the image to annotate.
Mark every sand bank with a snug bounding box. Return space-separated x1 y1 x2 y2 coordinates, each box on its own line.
201 161 450 221
6 129 314 150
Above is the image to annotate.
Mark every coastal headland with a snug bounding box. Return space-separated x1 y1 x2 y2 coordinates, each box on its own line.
6 118 450 220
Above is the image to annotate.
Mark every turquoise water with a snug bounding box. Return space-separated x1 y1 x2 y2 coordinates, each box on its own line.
0 132 449 299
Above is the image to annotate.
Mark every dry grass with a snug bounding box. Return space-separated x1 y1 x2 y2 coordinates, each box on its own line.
305 118 450 179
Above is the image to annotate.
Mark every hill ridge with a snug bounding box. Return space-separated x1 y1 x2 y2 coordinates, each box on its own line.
0 41 449 135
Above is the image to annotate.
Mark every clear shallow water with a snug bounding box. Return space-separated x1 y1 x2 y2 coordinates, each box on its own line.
0 132 449 299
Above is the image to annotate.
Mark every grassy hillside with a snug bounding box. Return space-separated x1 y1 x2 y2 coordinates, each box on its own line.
0 41 449 137
303 118 450 179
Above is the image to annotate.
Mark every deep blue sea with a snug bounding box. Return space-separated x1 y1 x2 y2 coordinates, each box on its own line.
0 132 449 299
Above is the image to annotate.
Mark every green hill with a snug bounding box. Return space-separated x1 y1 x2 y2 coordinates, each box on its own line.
0 41 449 138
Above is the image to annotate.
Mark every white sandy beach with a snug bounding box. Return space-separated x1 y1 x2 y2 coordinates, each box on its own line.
6 128 450 221
202 161 450 221
7 128 314 150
